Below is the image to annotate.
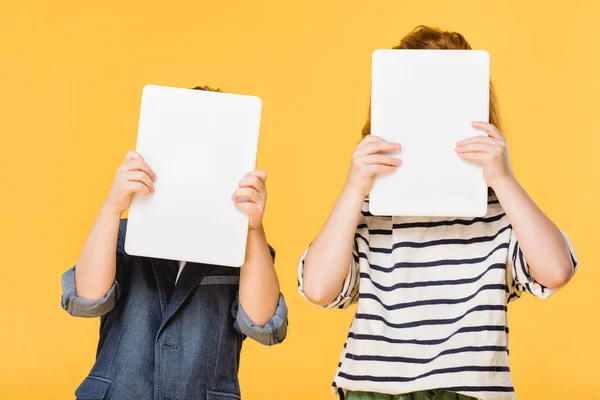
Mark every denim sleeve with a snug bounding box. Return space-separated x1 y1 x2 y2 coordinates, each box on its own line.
61 266 120 318
232 293 288 346
61 219 129 318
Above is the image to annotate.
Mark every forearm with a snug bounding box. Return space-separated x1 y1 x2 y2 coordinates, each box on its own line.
238 225 280 327
74 203 122 301
493 176 573 288
302 184 364 305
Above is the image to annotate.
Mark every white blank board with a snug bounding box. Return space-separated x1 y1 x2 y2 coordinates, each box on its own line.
125 85 262 267
370 50 490 217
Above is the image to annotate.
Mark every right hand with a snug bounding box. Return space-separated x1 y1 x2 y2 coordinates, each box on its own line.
344 135 401 198
106 151 157 215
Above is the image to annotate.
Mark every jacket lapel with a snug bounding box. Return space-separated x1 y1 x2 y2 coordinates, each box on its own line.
151 261 170 317
156 262 215 336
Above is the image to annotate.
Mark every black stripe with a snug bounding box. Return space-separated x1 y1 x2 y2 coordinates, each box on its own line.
348 325 506 346
438 386 514 393
359 284 508 311
391 212 506 230
337 365 510 383
360 263 505 291
357 225 511 253
511 240 519 287
507 292 521 302
345 345 507 364
355 232 370 245
516 243 533 283
357 223 369 230
488 200 500 205
369 228 393 235
356 304 507 329
570 251 578 269
360 243 509 272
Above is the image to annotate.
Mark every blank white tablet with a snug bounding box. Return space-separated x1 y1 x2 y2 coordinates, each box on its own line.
124 85 262 267
369 50 490 217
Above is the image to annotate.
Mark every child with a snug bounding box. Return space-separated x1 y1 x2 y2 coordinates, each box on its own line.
61 86 287 400
298 26 577 400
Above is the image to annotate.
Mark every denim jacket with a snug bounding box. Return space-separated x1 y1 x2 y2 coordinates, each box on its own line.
61 219 288 400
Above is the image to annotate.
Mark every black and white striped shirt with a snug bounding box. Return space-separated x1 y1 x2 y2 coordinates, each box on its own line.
298 192 578 400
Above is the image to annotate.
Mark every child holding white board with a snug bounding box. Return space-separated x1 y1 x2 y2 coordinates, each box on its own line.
298 26 577 400
61 86 287 400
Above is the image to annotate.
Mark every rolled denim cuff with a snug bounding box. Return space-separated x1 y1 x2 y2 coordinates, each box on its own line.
61 266 119 318
234 293 288 346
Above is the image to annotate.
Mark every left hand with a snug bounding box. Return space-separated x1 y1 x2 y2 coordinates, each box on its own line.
456 121 514 188
232 170 267 230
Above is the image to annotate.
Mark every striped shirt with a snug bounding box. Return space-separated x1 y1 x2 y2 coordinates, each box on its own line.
298 192 578 400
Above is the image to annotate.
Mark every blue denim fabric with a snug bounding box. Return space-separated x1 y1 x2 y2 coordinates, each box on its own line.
61 219 287 400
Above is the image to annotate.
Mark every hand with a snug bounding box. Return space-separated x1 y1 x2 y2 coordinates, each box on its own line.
232 170 268 230
105 151 156 215
344 135 402 198
456 121 514 188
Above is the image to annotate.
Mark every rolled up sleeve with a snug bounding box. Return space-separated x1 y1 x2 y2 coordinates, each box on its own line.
61 266 120 318
297 244 360 310
506 229 579 301
232 293 288 346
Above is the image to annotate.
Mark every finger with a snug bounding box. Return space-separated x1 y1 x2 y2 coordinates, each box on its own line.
455 142 496 154
363 154 402 166
472 121 503 139
125 181 151 196
458 152 487 164
233 201 262 216
124 159 157 181
124 171 155 193
124 150 142 162
458 136 506 152
357 135 385 148
239 176 266 194
244 169 267 184
357 141 401 156
457 135 493 146
365 164 398 176
232 187 261 204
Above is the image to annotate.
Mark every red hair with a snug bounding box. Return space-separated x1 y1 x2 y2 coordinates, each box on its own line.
362 25 501 137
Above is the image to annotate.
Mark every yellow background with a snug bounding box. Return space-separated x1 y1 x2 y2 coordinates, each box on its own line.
1 1 598 399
